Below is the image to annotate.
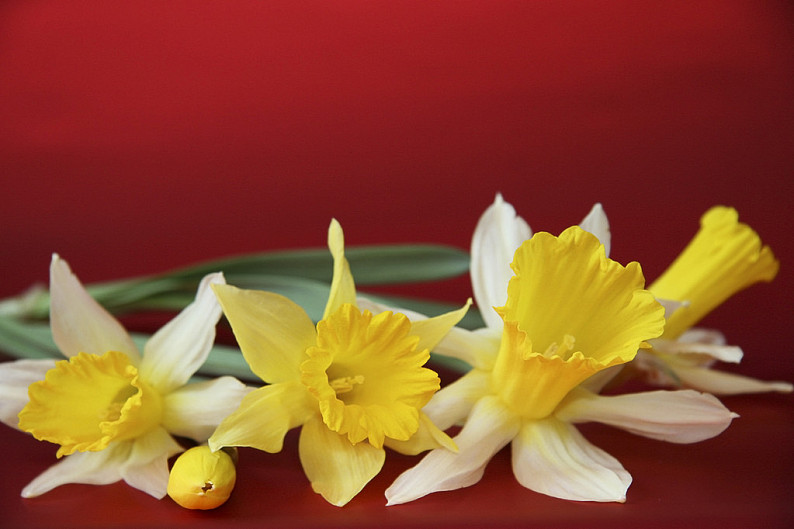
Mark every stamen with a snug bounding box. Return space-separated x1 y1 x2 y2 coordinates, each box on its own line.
542 334 576 359
329 375 365 395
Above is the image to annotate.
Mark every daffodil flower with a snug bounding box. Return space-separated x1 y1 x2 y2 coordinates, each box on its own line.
0 255 250 499
208 220 469 507
385 227 737 504
639 206 792 395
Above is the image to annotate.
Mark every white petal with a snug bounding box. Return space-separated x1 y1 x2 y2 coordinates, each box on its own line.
49 254 140 363
578 364 624 394
470 193 531 330
556 388 737 443
653 327 743 364
656 297 688 319
385 395 519 505
122 455 171 499
578 203 611 258
162 376 253 441
512 418 631 502
0 359 55 429
432 327 501 370
652 339 743 364
140 273 225 393
422 369 492 430
675 366 793 395
121 427 183 498
21 441 131 497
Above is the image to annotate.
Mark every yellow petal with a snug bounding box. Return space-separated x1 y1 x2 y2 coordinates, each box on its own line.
650 206 779 339
212 284 315 384
167 446 236 510
209 381 315 453
298 415 385 507
409 298 471 353
323 219 357 320
19 351 162 458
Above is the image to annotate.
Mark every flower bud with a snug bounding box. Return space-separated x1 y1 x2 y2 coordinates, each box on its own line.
167 446 237 510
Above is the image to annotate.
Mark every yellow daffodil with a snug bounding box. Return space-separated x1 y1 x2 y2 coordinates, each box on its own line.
385 226 737 504
0 255 250 498
167 445 237 509
639 206 792 395
208 220 469 507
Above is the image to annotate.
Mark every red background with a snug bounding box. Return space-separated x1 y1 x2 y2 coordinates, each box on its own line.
1 1 792 527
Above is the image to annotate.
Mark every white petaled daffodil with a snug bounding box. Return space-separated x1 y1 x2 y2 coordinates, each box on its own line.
385 226 738 505
638 206 792 395
0 255 250 499
208 219 470 507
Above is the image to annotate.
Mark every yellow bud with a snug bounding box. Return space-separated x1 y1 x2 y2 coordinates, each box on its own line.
167 446 237 510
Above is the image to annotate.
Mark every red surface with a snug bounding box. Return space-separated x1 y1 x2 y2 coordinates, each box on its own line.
1 1 792 528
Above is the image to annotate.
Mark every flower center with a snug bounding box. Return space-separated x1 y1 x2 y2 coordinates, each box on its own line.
18 350 163 457
541 334 576 359
493 322 600 419
329 375 365 395
301 303 440 448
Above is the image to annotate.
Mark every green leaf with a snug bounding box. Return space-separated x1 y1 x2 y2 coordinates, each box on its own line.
12 244 470 320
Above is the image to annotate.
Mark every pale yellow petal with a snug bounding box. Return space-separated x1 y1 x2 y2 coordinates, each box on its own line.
384 412 457 455
298 415 385 507
213 284 315 384
323 219 357 320
409 298 472 354
209 381 315 453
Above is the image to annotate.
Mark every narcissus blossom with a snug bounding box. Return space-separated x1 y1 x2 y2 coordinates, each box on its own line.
0 256 250 498
385 227 737 504
640 206 792 395
208 220 469 506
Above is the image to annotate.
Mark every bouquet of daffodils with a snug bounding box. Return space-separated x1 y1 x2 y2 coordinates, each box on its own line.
0 195 789 509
